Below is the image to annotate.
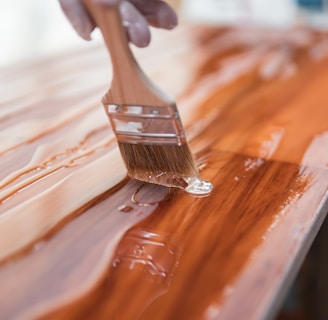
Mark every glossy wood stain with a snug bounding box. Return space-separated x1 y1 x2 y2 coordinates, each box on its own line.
0 25 327 319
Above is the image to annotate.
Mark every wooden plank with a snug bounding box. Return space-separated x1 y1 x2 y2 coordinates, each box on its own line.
0 24 327 319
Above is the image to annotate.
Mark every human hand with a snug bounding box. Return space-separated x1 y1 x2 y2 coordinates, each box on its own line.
59 0 178 47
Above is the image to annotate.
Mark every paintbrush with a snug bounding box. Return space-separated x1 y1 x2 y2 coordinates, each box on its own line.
83 0 212 195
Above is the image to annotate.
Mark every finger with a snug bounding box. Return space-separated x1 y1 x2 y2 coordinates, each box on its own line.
130 0 178 29
120 1 151 47
59 0 95 40
94 0 151 47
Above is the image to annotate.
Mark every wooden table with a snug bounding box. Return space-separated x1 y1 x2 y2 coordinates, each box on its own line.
0 24 328 320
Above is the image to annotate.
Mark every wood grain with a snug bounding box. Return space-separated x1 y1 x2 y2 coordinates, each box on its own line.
0 24 328 319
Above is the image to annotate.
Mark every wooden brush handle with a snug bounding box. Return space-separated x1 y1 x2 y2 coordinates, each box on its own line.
83 0 174 106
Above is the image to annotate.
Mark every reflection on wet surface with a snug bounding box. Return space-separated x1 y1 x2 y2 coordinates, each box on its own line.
106 229 182 319
112 229 181 284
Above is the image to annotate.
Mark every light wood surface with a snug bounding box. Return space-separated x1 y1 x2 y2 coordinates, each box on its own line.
0 24 328 319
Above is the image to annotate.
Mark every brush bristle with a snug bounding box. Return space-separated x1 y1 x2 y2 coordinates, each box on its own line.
118 142 198 182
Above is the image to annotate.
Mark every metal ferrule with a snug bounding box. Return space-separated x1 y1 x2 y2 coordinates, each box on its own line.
104 104 187 145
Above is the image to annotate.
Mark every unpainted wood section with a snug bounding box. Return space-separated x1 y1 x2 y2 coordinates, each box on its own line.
0 25 327 319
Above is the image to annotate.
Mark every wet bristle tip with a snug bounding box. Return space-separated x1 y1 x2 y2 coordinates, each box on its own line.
118 142 198 178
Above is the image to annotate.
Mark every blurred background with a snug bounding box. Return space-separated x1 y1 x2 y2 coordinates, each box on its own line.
1 0 328 69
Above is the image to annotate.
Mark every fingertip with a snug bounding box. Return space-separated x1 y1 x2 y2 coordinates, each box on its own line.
130 0 178 30
80 30 93 41
74 20 94 41
59 0 95 41
157 3 178 29
128 23 151 47
120 1 152 47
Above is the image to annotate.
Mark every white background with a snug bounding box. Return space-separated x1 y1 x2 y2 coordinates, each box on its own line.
1 0 327 69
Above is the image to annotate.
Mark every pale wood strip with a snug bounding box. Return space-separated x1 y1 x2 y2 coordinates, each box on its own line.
0 108 111 201
0 148 126 261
